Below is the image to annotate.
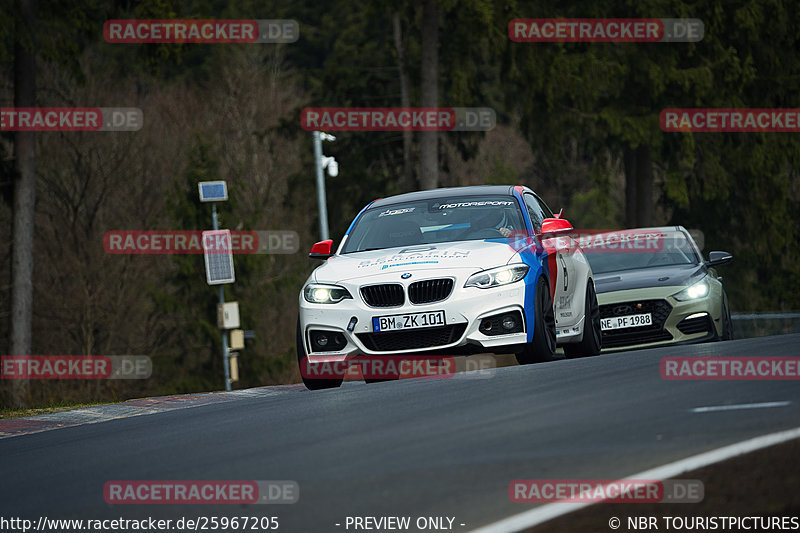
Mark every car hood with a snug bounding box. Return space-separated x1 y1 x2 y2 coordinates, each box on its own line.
314 240 520 283
593 264 705 294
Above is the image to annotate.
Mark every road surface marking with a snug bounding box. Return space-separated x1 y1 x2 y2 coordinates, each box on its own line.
691 401 790 413
469 426 800 533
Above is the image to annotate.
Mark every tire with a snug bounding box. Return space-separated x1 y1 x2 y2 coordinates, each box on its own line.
516 277 557 364
296 319 343 390
720 297 734 341
563 281 602 358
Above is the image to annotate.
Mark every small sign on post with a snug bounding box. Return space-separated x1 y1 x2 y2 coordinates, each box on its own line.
217 302 241 329
230 329 245 350
229 353 239 383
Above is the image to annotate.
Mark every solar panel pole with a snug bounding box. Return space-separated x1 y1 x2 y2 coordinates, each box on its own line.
199 181 234 391
212 203 232 391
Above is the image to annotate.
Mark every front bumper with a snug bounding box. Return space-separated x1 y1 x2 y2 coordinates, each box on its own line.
299 270 530 360
597 286 723 351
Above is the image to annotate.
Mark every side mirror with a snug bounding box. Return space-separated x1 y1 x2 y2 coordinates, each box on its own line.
706 250 733 267
309 240 334 259
540 217 573 235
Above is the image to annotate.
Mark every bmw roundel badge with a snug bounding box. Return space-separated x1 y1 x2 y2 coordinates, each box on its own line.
401 273 412 279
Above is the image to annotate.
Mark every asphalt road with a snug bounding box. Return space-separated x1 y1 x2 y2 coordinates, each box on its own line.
2 335 799 532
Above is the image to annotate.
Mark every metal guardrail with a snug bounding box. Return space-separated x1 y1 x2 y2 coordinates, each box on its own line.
731 312 800 338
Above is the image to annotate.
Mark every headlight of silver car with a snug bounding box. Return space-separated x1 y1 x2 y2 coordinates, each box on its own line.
464 264 529 289
672 277 709 301
303 284 352 304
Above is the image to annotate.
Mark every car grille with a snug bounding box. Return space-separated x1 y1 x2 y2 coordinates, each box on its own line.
357 324 467 352
602 330 674 347
677 313 713 335
360 284 405 307
600 299 673 348
408 278 454 304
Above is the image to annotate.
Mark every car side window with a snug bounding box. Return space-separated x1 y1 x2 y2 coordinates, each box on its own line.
524 193 546 232
534 194 555 219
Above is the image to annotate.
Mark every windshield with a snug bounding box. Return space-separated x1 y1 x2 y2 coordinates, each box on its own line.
341 195 526 253
583 231 701 274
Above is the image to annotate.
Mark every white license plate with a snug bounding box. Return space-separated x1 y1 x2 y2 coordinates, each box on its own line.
373 310 446 332
601 313 652 331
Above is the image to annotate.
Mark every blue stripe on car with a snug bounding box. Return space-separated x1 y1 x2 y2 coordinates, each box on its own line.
512 187 548 343
344 201 376 237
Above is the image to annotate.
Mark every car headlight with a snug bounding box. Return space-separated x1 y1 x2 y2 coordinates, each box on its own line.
303 284 352 304
672 277 709 301
464 264 529 289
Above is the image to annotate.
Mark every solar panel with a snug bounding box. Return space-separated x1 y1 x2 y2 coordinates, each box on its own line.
198 181 228 202
202 230 235 285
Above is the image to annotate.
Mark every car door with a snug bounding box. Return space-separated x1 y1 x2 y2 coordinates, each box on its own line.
526 193 579 329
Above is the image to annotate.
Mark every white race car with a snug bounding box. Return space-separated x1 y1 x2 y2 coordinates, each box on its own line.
297 185 602 389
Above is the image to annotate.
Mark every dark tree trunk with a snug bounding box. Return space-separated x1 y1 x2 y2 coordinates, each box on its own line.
624 145 638 227
624 144 653 228
636 144 654 227
9 0 37 407
419 0 439 190
393 12 414 191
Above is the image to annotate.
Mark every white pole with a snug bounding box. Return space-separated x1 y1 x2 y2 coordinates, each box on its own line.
313 131 330 241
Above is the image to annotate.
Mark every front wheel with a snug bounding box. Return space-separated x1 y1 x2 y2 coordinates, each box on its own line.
563 281 602 358
516 277 557 365
296 319 343 390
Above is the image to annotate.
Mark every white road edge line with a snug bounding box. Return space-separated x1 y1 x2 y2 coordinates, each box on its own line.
469 426 800 533
691 401 791 413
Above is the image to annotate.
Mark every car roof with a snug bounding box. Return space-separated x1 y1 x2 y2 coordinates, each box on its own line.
590 226 695 242
369 185 519 208
608 226 689 236
593 225 683 232
587 226 701 254
623 226 683 232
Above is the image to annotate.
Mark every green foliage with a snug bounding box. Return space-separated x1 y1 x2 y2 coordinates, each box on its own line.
504 0 800 312
161 137 227 376
485 156 519 185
